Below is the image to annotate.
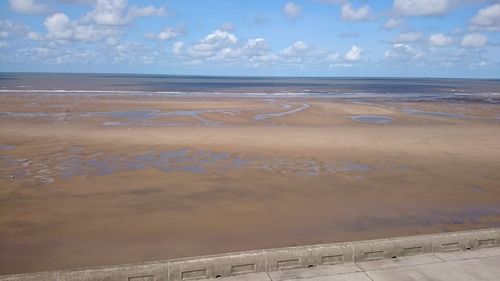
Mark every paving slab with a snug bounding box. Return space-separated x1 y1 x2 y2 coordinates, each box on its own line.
276 272 372 281
356 254 442 271
268 263 361 281
365 255 500 281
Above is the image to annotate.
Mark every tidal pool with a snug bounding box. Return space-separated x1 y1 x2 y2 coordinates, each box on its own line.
351 115 394 124
254 103 310 121
402 107 466 119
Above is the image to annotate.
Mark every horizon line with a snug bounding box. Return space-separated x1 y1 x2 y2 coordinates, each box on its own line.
1 71 499 80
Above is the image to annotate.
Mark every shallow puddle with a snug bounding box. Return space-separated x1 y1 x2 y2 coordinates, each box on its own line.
402 107 466 119
89 108 241 126
351 115 394 124
254 103 310 121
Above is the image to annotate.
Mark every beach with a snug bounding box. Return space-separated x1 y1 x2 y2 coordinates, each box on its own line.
1 87 500 274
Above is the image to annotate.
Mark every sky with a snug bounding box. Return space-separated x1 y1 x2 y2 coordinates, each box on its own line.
0 0 499 77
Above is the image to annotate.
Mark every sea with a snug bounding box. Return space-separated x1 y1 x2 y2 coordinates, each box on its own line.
0 73 499 103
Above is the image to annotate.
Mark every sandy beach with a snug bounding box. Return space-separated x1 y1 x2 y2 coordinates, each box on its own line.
1 95 500 274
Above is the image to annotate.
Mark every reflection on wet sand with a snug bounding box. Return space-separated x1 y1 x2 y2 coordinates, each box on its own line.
254 103 310 121
402 107 466 119
2 147 382 184
350 115 394 124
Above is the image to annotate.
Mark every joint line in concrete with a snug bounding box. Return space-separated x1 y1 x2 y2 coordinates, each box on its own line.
354 263 375 281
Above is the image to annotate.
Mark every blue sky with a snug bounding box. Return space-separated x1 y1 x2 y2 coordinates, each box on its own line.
0 0 499 77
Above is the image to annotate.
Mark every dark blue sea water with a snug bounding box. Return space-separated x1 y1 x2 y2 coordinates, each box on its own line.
1 73 499 102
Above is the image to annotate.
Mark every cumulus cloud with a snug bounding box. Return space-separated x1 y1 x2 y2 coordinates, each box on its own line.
283 2 302 19
84 0 165 26
172 41 184 55
184 31 275 64
84 0 128 25
188 30 238 58
341 3 371 21
44 13 72 39
158 27 179 41
383 18 404 30
384 43 425 61
461 33 487 48
9 0 49 14
146 27 180 41
470 4 500 32
128 5 165 18
394 31 422 43
35 0 166 43
280 41 309 56
393 0 452 16
345 45 362 61
429 33 453 47
240 38 270 57
43 12 120 41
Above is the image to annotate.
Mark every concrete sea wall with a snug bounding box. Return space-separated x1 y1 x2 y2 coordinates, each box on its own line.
2 228 499 281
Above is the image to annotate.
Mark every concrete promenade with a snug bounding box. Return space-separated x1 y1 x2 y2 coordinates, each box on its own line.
1 228 499 281
215 246 500 281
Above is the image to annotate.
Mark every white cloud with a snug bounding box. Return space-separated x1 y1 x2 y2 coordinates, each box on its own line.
0 20 29 39
345 45 362 61
429 33 453 47
180 31 277 65
43 12 120 42
280 41 309 56
394 31 422 43
9 0 49 14
36 0 164 43
341 3 371 21
128 5 165 18
72 23 119 41
283 2 302 19
188 29 238 58
384 43 425 61
393 0 452 16
148 27 180 41
106 37 119 46
241 38 270 56
326 52 339 61
172 41 184 55
383 18 404 30
27 31 42 40
470 4 500 32
44 13 72 39
85 0 127 25
84 0 165 26
461 33 487 48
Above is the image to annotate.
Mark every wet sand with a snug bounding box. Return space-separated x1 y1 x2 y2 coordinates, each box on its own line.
1 95 500 274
